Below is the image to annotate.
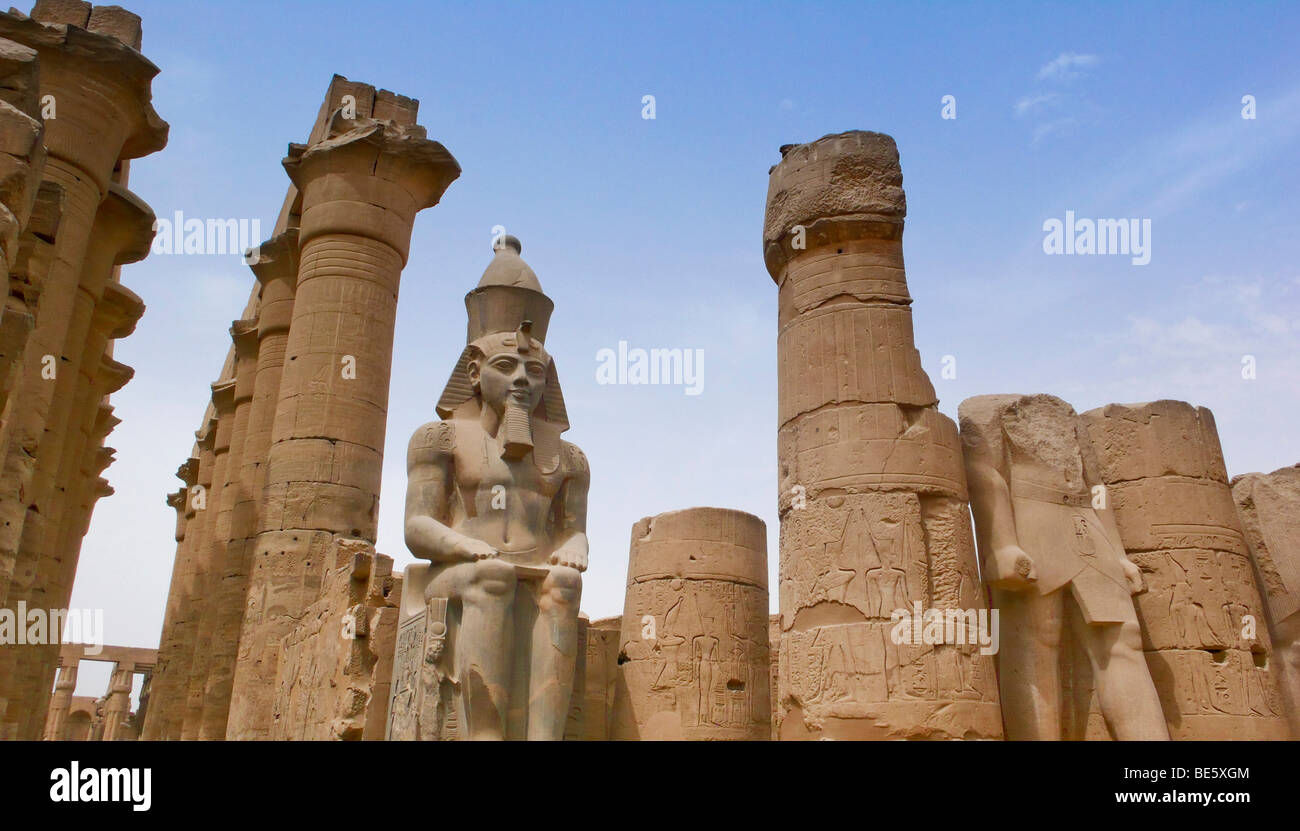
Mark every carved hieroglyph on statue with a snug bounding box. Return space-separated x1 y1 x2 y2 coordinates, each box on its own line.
959 394 1169 740
388 236 590 741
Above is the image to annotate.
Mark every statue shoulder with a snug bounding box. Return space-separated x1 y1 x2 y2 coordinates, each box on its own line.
408 420 458 465
561 441 589 480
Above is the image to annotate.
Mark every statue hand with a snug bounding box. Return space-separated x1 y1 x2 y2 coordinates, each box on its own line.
988 545 1036 592
1121 557 1144 595
459 538 500 561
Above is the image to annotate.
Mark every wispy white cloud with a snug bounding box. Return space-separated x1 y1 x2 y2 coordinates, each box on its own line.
1095 84 1300 217
1015 92 1060 117
1037 52 1099 81
1032 116 1078 144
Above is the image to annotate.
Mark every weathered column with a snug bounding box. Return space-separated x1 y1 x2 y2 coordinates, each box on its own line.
580 617 621 740
181 380 235 739
227 115 458 739
42 660 77 740
0 35 46 432
195 320 257 739
8 202 148 737
140 459 198 740
19 186 151 614
613 508 770 740
1078 401 1290 739
139 484 187 740
165 422 215 739
100 661 133 741
1232 463 1300 736
763 131 1000 739
198 233 298 739
0 6 165 738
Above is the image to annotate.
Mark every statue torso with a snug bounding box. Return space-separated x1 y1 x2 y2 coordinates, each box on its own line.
444 417 576 565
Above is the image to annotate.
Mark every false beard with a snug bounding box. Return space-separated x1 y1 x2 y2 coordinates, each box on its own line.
500 398 534 460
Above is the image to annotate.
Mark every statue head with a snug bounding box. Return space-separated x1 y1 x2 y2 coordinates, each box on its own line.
437 237 569 470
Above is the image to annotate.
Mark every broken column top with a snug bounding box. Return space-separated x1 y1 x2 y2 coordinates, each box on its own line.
763 130 907 280
627 507 767 588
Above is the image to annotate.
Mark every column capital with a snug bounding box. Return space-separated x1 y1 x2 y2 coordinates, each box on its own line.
283 116 459 262
91 447 113 477
210 378 237 415
96 355 133 394
249 228 299 288
175 457 198 489
90 402 118 443
85 182 155 269
230 318 259 358
91 280 145 339
250 229 298 337
0 11 168 187
194 416 217 453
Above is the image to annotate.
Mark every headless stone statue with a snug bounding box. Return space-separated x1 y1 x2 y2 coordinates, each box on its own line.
959 394 1169 740
392 236 589 741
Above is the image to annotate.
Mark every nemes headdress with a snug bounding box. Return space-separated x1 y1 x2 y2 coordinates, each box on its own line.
437 236 569 471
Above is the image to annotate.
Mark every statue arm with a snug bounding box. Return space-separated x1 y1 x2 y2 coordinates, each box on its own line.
959 404 1035 589
404 422 482 562
549 443 590 571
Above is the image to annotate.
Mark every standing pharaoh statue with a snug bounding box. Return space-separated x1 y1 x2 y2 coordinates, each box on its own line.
959 394 1169 740
390 236 590 741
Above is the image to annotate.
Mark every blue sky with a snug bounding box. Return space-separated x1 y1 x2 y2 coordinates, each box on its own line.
61 1 1300 698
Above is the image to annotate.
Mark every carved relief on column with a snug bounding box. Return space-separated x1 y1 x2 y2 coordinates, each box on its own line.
1232 463 1300 736
613 508 770 740
1078 401 1290 740
763 131 1000 739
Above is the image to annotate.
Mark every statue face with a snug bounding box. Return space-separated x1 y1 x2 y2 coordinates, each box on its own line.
470 348 547 415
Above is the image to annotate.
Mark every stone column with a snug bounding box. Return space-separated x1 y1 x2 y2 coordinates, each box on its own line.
762 131 1000 739
0 6 165 738
0 35 46 433
165 421 215 739
580 617 621 740
8 201 148 737
613 508 770 740
100 661 134 741
196 319 257 739
13 289 139 738
42 660 77 740
19 186 151 615
199 232 298 739
1078 401 1290 739
141 459 198 740
181 380 235 739
1232 463 1300 736
139 485 187 740
227 116 458 739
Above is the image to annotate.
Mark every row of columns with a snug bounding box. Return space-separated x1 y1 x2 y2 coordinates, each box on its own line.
143 77 459 740
0 1 166 740
44 645 157 741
